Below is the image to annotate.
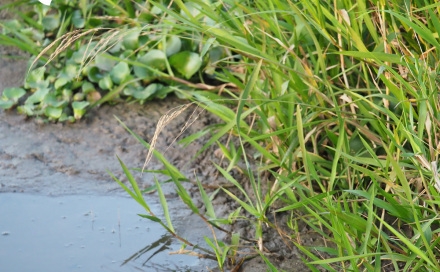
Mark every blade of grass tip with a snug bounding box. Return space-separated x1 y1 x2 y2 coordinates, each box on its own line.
116 155 151 213
107 170 138 201
171 173 199 215
328 120 345 190
155 176 174 233
197 177 216 219
236 60 262 127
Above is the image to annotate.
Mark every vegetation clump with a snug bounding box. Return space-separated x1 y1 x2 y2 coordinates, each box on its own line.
2 0 440 271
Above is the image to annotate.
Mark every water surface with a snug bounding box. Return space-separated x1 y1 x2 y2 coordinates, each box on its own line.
0 193 209 271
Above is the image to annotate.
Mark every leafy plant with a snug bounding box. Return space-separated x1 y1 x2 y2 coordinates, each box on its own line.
112 0 440 271
0 0 223 121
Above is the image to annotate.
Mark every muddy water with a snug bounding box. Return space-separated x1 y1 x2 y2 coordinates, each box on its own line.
0 193 212 271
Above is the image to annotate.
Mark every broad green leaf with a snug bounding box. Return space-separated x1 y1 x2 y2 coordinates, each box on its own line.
81 82 95 94
98 75 113 90
72 9 85 28
110 62 130 84
169 51 202 79
133 50 167 79
72 101 89 120
2 87 26 102
42 14 60 31
25 88 50 105
132 83 161 101
87 66 103 83
163 35 182 56
54 77 69 89
95 53 117 71
122 27 140 50
0 101 14 110
25 67 48 89
44 106 62 119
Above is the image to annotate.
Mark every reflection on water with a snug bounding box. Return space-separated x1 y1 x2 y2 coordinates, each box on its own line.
0 193 210 271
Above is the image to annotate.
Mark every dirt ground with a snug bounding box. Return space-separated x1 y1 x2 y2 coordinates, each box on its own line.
0 2 316 271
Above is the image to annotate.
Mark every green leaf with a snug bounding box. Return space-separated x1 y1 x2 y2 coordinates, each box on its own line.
87 66 103 83
72 9 85 28
132 84 160 100
81 82 95 94
72 101 89 120
54 77 69 89
122 27 140 50
110 62 130 84
25 88 50 105
155 177 174 233
25 67 48 89
0 100 14 110
44 106 62 119
98 75 113 90
2 87 26 102
164 35 182 56
42 14 60 31
169 51 202 79
133 49 167 79
95 53 117 72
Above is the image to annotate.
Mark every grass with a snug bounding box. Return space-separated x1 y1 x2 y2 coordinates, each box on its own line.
3 0 440 271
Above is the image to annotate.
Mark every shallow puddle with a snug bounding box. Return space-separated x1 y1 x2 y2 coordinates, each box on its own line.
0 193 212 271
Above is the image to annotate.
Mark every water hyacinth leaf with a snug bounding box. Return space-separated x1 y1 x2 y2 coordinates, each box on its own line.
42 14 60 31
72 9 85 28
95 52 117 71
132 84 159 100
54 77 69 89
110 62 130 85
98 75 113 90
59 114 75 123
0 100 14 109
45 106 62 119
2 19 21 33
17 104 35 116
81 81 95 94
163 35 182 56
72 101 89 120
154 85 172 99
59 64 79 81
122 28 140 50
62 89 72 101
169 51 202 79
25 67 47 89
73 92 85 101
87 66 103 83
43 93 67 108
71 43 97 64
25 88 50 105
2 87 26 102
134 50 167 79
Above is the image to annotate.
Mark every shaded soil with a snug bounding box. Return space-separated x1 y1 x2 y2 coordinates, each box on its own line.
0 2 318 271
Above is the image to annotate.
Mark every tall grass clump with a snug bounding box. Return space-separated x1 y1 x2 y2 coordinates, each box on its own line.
121 0 440 270
11 0 440 270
